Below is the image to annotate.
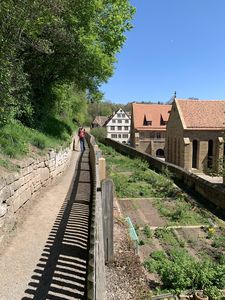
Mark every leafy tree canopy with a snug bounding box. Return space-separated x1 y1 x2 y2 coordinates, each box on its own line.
0 0 135 125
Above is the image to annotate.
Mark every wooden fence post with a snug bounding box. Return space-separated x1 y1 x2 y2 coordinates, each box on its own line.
101 179 114 263
98 157 106 182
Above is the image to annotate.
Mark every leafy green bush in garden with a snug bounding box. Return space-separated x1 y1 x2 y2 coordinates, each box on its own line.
90 127 107 143
143 225 153 239
212 235 225 248
144 248 225 298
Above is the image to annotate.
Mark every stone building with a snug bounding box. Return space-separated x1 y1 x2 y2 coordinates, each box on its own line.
130 103 171 157
165 99 225 173
105 108 131 144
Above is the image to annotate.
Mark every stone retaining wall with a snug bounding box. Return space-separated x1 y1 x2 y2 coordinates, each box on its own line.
0 138 76 244
104 138 225 210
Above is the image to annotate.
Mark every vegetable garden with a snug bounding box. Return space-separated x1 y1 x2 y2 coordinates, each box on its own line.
100 143 225 299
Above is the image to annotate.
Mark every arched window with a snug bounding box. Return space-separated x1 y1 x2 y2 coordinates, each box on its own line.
156 149 165 158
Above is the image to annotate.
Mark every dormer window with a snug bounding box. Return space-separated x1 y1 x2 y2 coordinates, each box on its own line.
160 115 166 125
160 113 168 126
143 114 152 126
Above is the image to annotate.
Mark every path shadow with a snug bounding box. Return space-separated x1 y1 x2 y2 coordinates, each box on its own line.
22 150 92 300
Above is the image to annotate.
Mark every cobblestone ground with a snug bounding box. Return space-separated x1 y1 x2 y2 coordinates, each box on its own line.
0 148 92 300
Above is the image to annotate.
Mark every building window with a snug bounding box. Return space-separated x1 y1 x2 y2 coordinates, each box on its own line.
156 132 161 139
140 132 144 139
110 126 115 130
124 126 129 130
112 119 116 123
111 134 117 138
192 140 198 168
150 132 155 138
117 113 121 118
207 140 213 169
123 134 128 138
118 126 122 130
156 149 164 157
118 134 121 138
143 115 152 126
118 119 122 123
125 119 129 123
122 113 125 118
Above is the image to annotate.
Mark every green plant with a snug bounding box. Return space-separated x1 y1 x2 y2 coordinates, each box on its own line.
144 247 225 295
212 235 225 248
139 240 145 246
205 286 223 300
90 127 107 142
143 225 153 239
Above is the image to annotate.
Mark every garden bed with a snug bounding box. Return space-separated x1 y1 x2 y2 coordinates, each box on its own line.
100 143 225 299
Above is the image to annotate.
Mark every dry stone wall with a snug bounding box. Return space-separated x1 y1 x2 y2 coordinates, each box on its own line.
0 140 75 244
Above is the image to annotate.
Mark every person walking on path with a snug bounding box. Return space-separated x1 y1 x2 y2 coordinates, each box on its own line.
78 127 86 152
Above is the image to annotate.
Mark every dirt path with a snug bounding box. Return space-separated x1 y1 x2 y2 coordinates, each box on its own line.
0 149 91 300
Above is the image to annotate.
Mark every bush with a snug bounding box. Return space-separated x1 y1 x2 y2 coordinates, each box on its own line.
90 127 107 142
143 225 153 239
144 248 225 295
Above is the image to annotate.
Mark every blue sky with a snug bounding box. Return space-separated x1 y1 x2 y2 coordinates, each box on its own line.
100 0 225 104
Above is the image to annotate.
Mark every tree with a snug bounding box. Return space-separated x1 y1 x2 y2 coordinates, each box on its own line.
0 0 135 126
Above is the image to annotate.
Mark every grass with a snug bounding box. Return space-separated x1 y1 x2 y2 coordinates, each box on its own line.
0 119 76 170
0 159 20 172
100 143 213 226
100 143 225 298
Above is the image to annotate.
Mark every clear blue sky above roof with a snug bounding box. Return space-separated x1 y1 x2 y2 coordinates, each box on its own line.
100 0 225 104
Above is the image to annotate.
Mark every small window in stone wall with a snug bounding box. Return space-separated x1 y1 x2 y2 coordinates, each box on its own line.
111 134 117 138
117 113 121 118
124 126 129 130
140 132 145 138
112 119 116 123
118 126 122 130
118 119 122 123
123 134 128 138
110 126 115 130
125 119 129 123
122 114 125 117
118 134 121 138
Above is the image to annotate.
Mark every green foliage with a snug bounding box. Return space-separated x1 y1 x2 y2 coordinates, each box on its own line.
144 248 225 296
0 120 71 159
212 235 225 248
143 225 153 239
0 0 135 126
90 127 107 142
111 173 155 198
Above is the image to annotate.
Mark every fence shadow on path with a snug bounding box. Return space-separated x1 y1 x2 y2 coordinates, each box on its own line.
22 149 92 300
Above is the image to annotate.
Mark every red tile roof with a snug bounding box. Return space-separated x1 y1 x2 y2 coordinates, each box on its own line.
176 99 225 129
132 103 172 130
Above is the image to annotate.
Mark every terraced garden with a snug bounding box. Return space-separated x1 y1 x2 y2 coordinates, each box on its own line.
100 143 225 300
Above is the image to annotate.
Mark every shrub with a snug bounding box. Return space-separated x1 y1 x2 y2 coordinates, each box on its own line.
90 127 107 142
144 248 225 295
143 225 153 239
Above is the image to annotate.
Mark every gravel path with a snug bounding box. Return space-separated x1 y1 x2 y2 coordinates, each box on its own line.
0 149 91 300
